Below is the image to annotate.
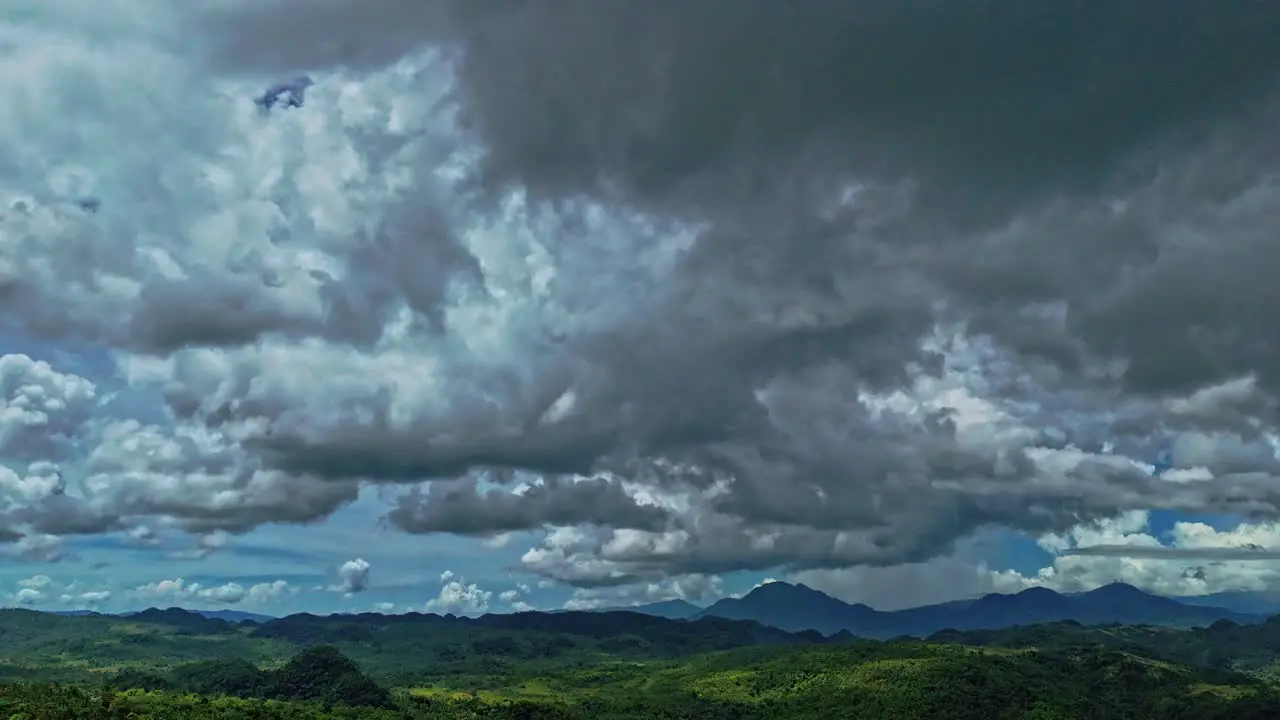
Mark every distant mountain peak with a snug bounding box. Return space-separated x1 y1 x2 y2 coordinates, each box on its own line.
748 581 824 598
1016 586 1064 598
1093 581 1145 593
596 598 702 620
642 598 700 609
735 581 880 613
123 607 275 626
1086 582 1154 599
749 580 794 590
132 606 207 619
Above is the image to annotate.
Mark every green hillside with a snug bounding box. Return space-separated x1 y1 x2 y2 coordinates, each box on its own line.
0 608 1278 718
930 615 1280 681
0 607 817 687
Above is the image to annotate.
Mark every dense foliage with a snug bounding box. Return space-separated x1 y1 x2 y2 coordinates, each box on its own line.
2 607 1280 717
2 643 1280 719
0 608 815 688
929 615 1280 680
105 645 390 709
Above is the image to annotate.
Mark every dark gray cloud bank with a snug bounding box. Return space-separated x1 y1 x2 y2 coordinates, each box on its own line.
5 1 1280 586
1062 544 1280 561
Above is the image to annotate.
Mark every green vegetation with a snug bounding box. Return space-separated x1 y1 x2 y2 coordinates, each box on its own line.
0 608 815 688
104 645 391 709
0 608 1279 718
929 615 1280 680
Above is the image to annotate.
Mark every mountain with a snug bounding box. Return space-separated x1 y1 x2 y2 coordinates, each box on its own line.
51 608 273 624
190 609 275 624
125 607 241 634
107 645 391 709
697 581 1260 638
1177 590 1280 616
696 582 882 636
39 583 1259 644
243 607 825 656
597 599 702 619
934 583 1255 631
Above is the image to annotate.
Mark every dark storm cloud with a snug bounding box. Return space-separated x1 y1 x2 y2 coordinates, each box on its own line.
189 0 449 75
191 1 1280 216
519 467 1280 586
13 0 1280 586
435 0 1280 217
386 475 671 536
5 494 120 536
424 0 1280 398
1064 544 1280 561
175 0 1280 576
256 76 314 111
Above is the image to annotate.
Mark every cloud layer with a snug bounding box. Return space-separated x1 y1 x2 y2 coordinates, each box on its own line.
4 1 1280 600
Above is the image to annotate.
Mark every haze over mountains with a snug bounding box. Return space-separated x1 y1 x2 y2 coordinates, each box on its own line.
67 581 1273 641
594 582 1265 638
54 608 277 624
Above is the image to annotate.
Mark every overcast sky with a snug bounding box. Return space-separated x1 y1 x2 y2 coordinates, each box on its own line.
4 1 1280 616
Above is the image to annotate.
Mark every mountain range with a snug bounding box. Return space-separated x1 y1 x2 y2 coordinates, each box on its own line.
602 582 1266 638
597 598 702 620
54 608 276 624
9 600 1280 720
41 583 1271 640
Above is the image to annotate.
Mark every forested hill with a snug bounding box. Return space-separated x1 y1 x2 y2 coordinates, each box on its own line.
0 605 826 688
3 605 1280 717
927 615 1280 681
693 582 1263 637
3 640 1280 719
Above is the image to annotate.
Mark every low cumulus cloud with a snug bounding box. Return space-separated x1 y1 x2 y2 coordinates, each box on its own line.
131 578 292 607
333 558 371 594
425 570 492 615
3 1 1280 599
8 575 111 608
563 573 723 611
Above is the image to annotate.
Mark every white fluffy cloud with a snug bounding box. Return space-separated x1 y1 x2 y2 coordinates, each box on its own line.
131 577 292 607
332 558 370 595
62 590 112 606
498 583 530 604
1020 515 1280 598
425 571 491 615
562 573 724 611
7 575 110 608
7 533 67 563
792 513 1280 610
0 355 96 460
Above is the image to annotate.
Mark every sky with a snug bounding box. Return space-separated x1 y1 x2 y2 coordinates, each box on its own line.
5 1 1280 617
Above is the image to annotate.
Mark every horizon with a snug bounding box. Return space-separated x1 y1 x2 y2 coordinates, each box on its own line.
9 578 1275 621
5 2 1280 621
